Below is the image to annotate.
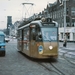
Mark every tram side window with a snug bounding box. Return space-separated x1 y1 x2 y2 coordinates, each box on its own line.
24 29 29 41
31 28 36 40
17 31 19 39
20 30 22 40
18 30 22 40
36 27 42 41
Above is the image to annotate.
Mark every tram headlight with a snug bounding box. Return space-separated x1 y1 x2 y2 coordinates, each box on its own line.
49 46 53 50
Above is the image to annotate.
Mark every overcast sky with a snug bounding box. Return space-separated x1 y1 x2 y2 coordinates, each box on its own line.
0 0 56 29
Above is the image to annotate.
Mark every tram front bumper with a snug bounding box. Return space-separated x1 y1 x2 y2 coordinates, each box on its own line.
42 53 58 57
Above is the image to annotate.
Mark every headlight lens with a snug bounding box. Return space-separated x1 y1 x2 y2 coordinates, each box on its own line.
49 46 53 50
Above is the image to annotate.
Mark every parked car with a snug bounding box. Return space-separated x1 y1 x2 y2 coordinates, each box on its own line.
0 31 6 56
13 36 16 39
5 36 10 43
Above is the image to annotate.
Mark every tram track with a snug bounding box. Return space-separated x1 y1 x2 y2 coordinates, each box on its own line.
59 48 75 65
50 63 65 75
19 50 75 75
59 53 75 65
63 53 75 65
37 62 65 75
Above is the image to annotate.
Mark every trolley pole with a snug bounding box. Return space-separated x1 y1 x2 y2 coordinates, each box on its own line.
22 2 34 20
63 0 67 47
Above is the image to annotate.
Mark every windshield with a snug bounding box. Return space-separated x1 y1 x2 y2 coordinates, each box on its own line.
0 35 5 42
41 28 58 41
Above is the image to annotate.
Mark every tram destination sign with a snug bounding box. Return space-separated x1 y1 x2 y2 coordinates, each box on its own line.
42 23 55 26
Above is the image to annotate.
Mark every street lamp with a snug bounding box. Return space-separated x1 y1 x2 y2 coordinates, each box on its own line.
63 0 67 47
63 0 66 38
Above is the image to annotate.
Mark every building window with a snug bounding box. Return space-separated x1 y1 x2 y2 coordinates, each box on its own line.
73 33 75 41
66 23 70 27
66 8 69 14
50 13 52 18
61 33 63 39
60 9 62 17
72 19 75 27
66 33 70 40
71 7 75 16
53 12 54 19
61 9 63 17
58 11 60 18
55 11 56 19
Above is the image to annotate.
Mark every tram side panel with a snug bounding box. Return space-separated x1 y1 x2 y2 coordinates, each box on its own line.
42 42 58 57
17 28 58 58
29 26 38 58
22 28 30 56
30 40 38 58
17 30 23 51
30 42 58 59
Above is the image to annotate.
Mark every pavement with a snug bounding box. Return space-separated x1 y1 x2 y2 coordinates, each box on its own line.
59 42 75 50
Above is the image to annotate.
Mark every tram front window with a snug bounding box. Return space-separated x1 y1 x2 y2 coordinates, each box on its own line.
37 32 42 41
41 28 57 41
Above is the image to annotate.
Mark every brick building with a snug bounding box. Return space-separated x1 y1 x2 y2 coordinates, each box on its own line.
41 0 75 42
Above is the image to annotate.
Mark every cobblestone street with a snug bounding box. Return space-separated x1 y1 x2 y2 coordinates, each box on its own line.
0 40 53 75
59 42 75 49
0 40 75 75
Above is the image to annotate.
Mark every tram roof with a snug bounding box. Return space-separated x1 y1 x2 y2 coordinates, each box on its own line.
30 20 58 27
18 20 41 30
18 19 58 30
18 23 30 30
31 20 42 25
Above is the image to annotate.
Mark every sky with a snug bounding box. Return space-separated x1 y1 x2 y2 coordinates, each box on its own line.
0 0 56 29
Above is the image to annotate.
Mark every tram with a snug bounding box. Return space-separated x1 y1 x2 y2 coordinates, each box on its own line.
17 18 59 59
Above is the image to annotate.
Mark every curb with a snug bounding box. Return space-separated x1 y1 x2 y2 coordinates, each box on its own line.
59 47 75 51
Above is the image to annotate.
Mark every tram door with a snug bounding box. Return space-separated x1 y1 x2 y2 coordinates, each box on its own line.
30 26 37 57
18 30 23 51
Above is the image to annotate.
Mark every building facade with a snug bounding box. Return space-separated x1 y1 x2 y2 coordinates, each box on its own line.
13 0 75 41
42 0 75 42
6 16 12 35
